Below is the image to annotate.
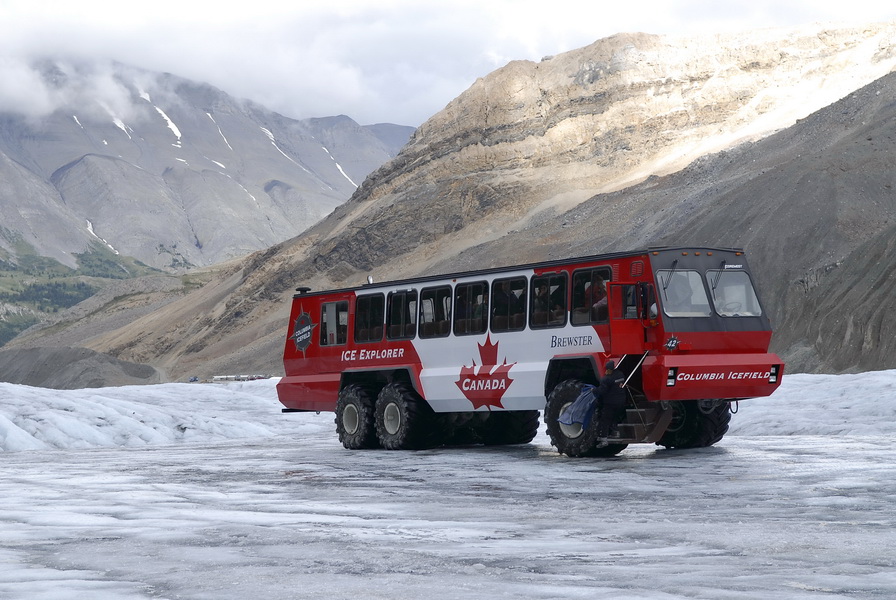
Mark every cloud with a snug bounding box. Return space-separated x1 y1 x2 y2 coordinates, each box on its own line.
1 0 895 126
0 58 59 117
0 57 155 122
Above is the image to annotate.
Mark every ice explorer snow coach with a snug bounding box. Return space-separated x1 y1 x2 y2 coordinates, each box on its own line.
277 247 784 457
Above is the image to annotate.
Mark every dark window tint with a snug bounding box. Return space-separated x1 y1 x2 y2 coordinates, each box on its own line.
530 273 568 328
354 294 385 343
453 281 488 336
419 286 452 338
386 290 417 339
490 277 527 332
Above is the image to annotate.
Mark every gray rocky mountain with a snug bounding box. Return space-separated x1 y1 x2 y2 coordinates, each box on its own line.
0 60 413 271
5 22 896 386
0 346 159 389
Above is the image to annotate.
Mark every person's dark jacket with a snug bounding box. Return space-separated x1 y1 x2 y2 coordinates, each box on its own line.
597 368 626 406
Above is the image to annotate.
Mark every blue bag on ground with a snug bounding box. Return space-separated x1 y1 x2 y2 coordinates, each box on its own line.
558 384 597 427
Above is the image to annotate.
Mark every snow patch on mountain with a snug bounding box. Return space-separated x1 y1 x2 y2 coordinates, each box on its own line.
323 145 358 187
154 105 182 147
206 112 233 150
86 220 119 254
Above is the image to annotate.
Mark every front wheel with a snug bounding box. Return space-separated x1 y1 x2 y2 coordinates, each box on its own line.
657 400 731 449
545 379 607 457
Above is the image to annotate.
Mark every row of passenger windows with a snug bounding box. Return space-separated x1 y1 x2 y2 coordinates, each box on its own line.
319 268 616 346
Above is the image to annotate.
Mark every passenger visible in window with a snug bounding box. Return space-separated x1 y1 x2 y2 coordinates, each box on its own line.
549 281 567 323
585 276 608 321
474 289 489 319
536 282 563 315
586 275 607 308
533 282 551 312
455 288 469 319
493 281 521 316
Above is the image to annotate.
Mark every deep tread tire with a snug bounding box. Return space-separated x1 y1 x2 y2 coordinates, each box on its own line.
442 413 487 446
545 379 608 457
335 384 379 449
657 400 731 449
480 410 540 445
590 443 629 457
375 382 441 450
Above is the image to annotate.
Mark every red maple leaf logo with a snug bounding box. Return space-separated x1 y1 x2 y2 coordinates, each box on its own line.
455 335 515 410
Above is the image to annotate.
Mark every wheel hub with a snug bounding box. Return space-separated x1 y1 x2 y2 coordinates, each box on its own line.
343 404 360 434
383 402 402 435
558 402 584 439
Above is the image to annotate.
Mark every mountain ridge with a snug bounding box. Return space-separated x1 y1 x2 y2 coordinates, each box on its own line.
0 59 412 347
5 22 896 385
0 60 413 271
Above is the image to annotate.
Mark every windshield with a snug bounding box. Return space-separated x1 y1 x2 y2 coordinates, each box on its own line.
657 270 711 317
706 270 762 317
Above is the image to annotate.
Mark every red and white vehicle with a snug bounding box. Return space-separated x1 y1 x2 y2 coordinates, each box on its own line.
277 247 783 456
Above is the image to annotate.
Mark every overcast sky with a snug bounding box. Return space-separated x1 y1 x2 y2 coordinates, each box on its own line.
2 1 896 126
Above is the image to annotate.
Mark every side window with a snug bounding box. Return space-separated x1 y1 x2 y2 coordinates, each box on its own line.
530 273 568 328
354 294 384 343
454 281 488 336
571 267 612 325
387 290 417 339
609 284 641 320
320 301 348 346
490 277 527 332
419 286 452 338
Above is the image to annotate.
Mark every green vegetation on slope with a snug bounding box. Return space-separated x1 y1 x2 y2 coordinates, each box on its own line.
0 238 163 346
0 281 97 312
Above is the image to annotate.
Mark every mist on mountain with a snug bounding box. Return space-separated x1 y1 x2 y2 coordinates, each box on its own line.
0 58 413 272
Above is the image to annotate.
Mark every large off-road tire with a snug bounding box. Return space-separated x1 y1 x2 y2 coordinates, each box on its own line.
335 384 380 449
480 410 540 445
657 400 731 449
374 382 442 450
441 413 488 446
590 442 629 457
545 379 608 457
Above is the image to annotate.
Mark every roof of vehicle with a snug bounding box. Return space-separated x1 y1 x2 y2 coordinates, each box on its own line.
292 246 747 298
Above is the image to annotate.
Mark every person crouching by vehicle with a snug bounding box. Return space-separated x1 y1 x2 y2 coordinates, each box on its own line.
595 361 627 447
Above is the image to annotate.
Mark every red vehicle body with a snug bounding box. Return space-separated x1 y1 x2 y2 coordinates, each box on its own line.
277 247 783 456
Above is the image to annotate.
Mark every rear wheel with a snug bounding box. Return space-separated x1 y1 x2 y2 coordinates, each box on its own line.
657 400 731 449
375 382 442 450
335 384 379 449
